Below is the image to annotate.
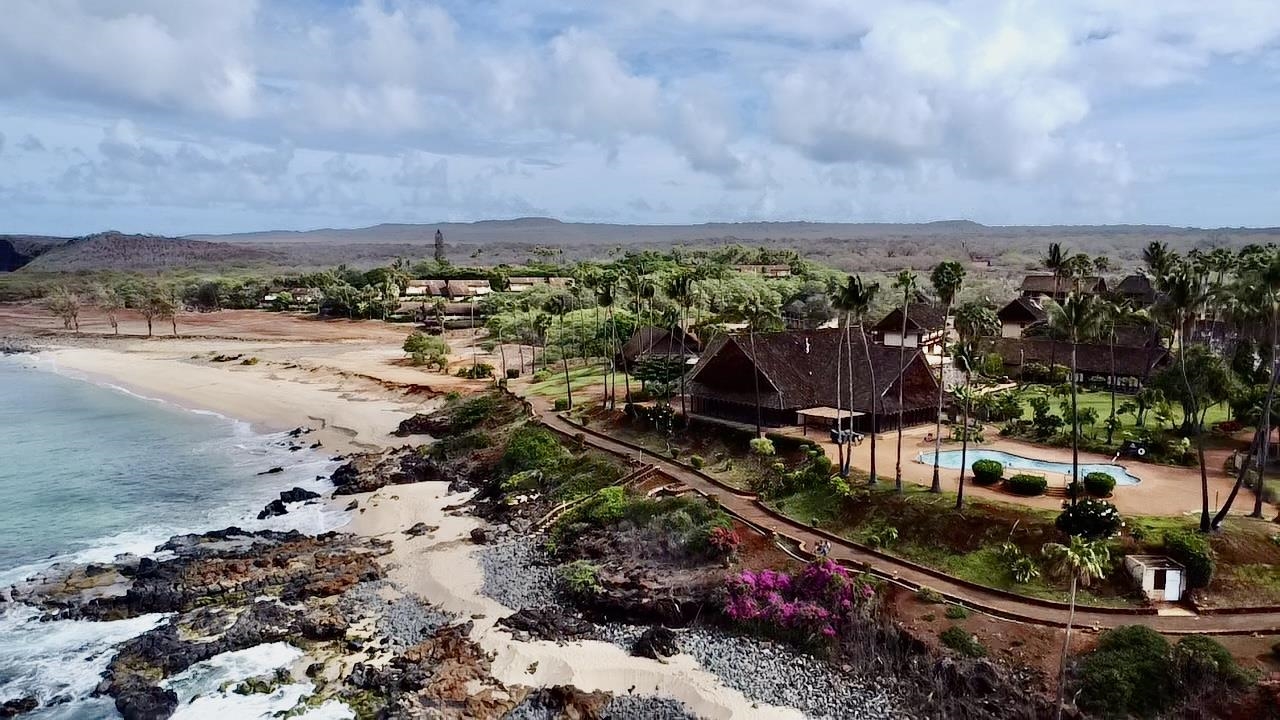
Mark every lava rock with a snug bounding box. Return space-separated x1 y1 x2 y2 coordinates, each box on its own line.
469 528 488 545
114 687 177 720
404 522 438 537
257 467 284 476
257 499 288 520
632 626 680 660
497 607 593 641
0 697 38 718
279 487 321 504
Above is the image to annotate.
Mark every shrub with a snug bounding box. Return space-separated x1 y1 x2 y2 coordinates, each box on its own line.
501 425 568 473
1004 474 1047 496
456 363 494 379
940 626 986 658
971 459 1004 486
500 469 543 493
578 486 629 526
707 526 741 557
553 398 569 411
505 368 519 379
689 455 705 469
1174 635 1245 686
451 394 500 430
1084 472 1117 497
559 560 601 597
1163 530 1214 588
944 604 968 620
865 526 899 548
403 331 449 368
1055 498 1123 539
916 586 945 604
1009 556 1041 584
724 560 877 642
749 437 776 456
1077 625 1173 718
532 369 553 382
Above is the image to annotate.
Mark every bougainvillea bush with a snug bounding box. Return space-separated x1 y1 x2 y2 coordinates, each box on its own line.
724 560 877 644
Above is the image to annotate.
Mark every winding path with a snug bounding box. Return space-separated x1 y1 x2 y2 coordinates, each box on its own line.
522 395 1280 636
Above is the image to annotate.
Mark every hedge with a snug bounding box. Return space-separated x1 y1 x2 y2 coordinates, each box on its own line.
971 459 1004 486
1163 530 1214 588
1077 626 1173 718
1084 471 1117 497
1004 474 1048 496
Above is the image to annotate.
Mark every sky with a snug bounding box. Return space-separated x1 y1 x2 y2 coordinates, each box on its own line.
2 0 1280 236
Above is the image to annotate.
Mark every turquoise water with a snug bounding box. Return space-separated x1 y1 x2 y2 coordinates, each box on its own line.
0 357 345 718
918 449 1142 486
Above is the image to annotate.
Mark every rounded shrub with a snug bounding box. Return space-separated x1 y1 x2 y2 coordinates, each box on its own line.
971 459 1004 486
1084 471 1117 497
1077 626 1173 719
1174 635 1242 684
1004 474 1048 496
749 437 776 456
939 626 986 658
1056 498 1123 539
552 398 569 411
505 368 520 380
1163 530 1214 588
689 455 705 469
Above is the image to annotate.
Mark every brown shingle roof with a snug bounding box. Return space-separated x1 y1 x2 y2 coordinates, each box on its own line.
620 326 701 363
993 338 1169 378
688 329 938 414
998 297 1047 324
1020 275 1107 294
871 302 948 333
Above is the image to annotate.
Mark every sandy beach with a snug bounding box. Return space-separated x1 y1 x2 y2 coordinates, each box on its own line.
11 313 809 718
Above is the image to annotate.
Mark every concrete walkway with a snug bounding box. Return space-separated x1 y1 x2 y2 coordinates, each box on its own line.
526 398 1280 636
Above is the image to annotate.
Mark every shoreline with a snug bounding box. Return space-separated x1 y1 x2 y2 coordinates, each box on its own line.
8 340 813 719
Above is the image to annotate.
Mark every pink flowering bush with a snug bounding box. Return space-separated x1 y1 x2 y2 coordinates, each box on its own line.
707 526 741 557
724 560 876 642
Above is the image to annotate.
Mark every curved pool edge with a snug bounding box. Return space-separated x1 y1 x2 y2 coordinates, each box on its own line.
915 448 1143 486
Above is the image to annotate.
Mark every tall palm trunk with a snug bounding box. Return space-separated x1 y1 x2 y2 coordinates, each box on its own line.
560 314 574 411
1055 577 1078 720
930 300 951 492
955 374 972 511
678 305 688 416
1070 340 1081 503
1048 274 1061 369
844 316 856 477
750 328 763 438
1258 308 1278 519
1177 317 1212 532
1107 329 1117 445
835 319 847 475
498 327 508 381
895 304 909 493
861 322 880 485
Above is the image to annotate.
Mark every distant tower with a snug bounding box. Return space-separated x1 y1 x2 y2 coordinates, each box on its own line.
434 229 446 264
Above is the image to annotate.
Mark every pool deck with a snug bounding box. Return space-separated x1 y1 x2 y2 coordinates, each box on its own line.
797 424 1269 517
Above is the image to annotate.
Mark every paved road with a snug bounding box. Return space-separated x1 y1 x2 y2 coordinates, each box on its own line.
527 397 1280 636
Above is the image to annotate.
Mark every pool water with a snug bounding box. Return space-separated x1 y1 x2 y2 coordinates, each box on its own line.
918 449 1142 486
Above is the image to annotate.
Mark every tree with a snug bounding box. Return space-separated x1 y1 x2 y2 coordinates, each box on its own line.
1164 268 1215 531
93 284 124 335
951 302 999 510
1143 241 1177 292
596 272 619 409
665 271 697 417
434 229 446 264
929 260 966 493
546 294 575 411
46 287 81 333
737 294 782 438
136 284 173 338
1043 242 1068 368
403 331 449 369
891 269 919 493
1047 293 1105 498
1042 537 1111 720
842 276 881 482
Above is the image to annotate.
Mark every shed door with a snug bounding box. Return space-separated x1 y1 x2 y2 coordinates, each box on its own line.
1153 569 1167 591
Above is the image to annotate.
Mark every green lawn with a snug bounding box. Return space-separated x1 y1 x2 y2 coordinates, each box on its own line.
524 364 639 399
1011 385 1231 434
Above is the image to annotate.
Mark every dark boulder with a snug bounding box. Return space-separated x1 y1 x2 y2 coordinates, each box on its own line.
279 487 320 504
257 467 284 476
0 697 38 717
256 499 287 520
114 687 177 720
632 626 680 660
404 522 438 537
469 528 488 545
497 607 593 642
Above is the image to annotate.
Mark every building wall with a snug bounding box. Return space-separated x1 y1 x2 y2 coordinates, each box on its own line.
1001 321 1024 338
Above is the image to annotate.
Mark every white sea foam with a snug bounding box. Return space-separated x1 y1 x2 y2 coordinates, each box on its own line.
163 643 353 720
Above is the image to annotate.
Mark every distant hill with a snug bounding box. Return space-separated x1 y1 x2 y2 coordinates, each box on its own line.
20 232 280 272
0 235 64 271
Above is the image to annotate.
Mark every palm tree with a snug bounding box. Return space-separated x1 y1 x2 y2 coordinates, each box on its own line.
665 271 696 417
546 295 574 411
596 273 619 409
739 295 781 438
891 269 919 493
929 261 965 493
1046 293 1105 499
1143 241 1176 292
1098 300 1138 446
843 276 881 482
952 302 999 510
1043 243 1068 369
1164 267 1213 531
1042 537 1111 720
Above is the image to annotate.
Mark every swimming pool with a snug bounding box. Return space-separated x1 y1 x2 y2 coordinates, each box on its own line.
917 449 1142 486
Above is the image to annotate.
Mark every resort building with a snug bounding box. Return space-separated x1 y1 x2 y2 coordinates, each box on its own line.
445 279 493 300
1116 274 1158 306
871 303 950 367
618 326 702 370
992 337 1169 390
1019 274 1107 301
996 297 1047 338
686 328 939 432
731 264 793 278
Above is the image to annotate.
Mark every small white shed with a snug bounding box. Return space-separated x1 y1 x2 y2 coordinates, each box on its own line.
1124 555 1186 603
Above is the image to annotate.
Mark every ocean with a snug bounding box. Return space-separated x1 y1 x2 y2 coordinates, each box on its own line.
0 357 352 719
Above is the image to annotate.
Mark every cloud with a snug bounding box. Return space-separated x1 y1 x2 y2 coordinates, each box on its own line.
3 0 1280 232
